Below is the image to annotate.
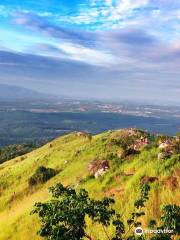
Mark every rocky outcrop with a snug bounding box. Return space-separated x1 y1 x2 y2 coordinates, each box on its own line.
88 159 109 178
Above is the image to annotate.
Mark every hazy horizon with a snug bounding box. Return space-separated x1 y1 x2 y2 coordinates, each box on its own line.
1 83 180 106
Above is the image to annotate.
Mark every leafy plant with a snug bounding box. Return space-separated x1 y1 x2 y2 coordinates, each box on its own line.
32 183 124 240
125 183 150 237
150 234 171 240
28 166 57 186
148 220 157 228
32 182 180 240
161 204 180 235
32 183 152 240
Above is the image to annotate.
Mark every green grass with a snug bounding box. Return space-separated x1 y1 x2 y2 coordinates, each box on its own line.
0 130 179 240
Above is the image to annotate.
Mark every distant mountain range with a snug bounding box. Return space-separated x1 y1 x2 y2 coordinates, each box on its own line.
0 84 46 100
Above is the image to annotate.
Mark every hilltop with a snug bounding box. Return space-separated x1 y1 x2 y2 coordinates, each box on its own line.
0 128 179 240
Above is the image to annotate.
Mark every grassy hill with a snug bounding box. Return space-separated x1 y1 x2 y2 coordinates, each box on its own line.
0 129 179 240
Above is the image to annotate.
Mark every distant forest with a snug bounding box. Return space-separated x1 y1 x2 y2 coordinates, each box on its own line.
0 111 179 147
0 143 40 164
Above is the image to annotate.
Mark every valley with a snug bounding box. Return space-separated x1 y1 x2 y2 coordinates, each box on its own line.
0 100 180 147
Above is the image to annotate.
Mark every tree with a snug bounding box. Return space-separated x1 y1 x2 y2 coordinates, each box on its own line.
148 204 180 240
161 204 180 235
124 184 150 239
32 183 179 240
32 183 125 240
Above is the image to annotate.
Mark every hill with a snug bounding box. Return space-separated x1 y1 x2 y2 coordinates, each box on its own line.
0 129 179 240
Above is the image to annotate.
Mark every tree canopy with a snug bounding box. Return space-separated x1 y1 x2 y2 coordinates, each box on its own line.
32 183 179 240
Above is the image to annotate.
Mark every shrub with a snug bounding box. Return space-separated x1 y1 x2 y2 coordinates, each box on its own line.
28 166 56 186
161 204 180 234
32 182 179 240
148 219 157 228
32 183 151 240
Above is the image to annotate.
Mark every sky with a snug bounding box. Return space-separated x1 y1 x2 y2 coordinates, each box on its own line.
0 0 180 104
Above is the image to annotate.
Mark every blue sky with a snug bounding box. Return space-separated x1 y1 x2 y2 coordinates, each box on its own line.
0 0 180 104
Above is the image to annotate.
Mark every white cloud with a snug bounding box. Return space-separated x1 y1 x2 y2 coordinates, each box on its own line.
28 41 123 67
116 0 149 13
104 0 149 23
58 42 119 66
57 0 150 29
59 9 99 24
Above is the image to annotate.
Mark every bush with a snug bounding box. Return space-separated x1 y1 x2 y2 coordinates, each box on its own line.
32 182 179 240
32 183 151 240
28 166 56 186
161 204 180 234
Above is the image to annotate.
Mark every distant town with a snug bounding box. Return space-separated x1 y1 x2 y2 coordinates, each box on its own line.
1 98 180 119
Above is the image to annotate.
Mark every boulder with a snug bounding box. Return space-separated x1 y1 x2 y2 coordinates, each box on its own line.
88 159 109 178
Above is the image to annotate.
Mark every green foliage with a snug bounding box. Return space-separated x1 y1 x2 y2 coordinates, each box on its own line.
2 110 178 147
150 234 171 240
127 236 146 240
0 143 37 164
148 219 157 228
32 183 125 240
33 182 180 240
28 166 57 186
127 184 150 231
146 204 180 240
161 204 180 234
0 128 179 240
160 155 179 173
171 141 180 154
176 132 180 138
33 183 152 240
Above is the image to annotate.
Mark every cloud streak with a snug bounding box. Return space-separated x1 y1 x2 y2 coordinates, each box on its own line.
0 0 179 104
13 11 95 46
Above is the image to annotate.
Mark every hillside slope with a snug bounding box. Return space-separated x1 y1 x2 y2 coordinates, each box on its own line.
0 129 179 240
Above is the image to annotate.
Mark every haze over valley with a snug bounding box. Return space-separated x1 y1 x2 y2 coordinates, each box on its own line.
0 85 179 147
